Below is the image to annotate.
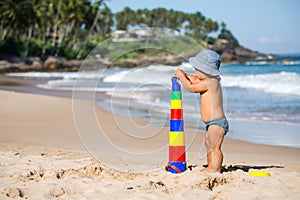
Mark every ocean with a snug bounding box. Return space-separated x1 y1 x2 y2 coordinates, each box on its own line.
8 56 300 148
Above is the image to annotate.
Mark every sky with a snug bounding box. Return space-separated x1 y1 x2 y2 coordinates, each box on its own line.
106 0 300 54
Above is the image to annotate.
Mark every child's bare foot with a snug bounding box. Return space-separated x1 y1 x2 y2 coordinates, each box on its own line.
200 167 211 172
200 166 221 173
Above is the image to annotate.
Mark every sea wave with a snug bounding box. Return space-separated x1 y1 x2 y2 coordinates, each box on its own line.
7 64 300 97
222 71 300 96
245 60 300 66
102 64 183 84
7 71 104 79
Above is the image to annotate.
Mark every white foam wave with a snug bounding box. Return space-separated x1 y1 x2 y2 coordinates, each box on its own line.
7 63 191 85
102 63 194 85
103 70 129 82
37 84 116 92
8 64 300 98
222 71 300 96
246 60 300 65
145 64 176 71
103 65 176 85
7 71 105 79
8 72 78 78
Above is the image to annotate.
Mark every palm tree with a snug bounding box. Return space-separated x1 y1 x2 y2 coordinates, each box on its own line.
0 0 34 39
204 18 218 36
98 5 114 37
218 22 239 47
115 6 135 30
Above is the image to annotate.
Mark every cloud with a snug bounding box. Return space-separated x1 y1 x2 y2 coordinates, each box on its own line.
259 36 281 44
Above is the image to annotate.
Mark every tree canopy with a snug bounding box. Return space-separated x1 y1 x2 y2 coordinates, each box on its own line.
0 1 239 59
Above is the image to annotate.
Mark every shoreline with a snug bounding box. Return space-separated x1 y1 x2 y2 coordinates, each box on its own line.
1 87 299 162
1 74 299 149
1 76 300 154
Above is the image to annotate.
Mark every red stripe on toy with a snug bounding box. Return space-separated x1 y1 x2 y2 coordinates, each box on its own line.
170 109 182 120
169 146 186 162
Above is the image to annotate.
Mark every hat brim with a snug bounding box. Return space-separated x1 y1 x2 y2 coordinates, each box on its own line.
189 57 221 76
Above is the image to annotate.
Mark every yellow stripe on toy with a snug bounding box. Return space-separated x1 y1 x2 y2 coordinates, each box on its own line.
170 100 182 109
249 171 270 177
169 132 184 146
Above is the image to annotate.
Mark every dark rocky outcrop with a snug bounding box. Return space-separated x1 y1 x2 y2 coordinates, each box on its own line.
0 57 108 73
209 39 270 63
0 40 272 73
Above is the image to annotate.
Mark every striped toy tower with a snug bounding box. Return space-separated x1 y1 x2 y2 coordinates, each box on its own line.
166 77 186 173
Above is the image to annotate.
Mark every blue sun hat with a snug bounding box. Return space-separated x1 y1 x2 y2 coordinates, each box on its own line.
189 49 222 77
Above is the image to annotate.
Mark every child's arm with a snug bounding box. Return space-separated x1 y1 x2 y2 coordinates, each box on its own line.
173 68 208 93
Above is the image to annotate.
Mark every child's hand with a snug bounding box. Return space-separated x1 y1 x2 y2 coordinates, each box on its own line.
176 68 185 75
171 71 178 80
172 73 178 80
172 68 185 79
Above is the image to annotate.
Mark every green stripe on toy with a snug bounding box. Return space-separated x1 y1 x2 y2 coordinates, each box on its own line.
171 91 181 100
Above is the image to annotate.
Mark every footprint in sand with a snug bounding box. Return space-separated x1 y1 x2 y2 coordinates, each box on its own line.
5 187 25 198
49 186 65 198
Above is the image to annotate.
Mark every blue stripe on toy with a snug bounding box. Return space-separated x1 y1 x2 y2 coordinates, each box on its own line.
172 84 181 91
167 161 186 174
170 120 184 131
172 77 181 91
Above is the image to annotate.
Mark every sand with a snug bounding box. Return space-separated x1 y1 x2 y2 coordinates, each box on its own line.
1 89 300 199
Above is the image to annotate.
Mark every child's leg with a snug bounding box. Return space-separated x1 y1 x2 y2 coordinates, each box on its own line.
201 125 225 172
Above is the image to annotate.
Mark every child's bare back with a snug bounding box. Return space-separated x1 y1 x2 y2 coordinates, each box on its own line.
200 77 225 122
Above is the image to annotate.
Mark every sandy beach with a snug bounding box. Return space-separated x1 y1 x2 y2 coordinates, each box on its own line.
1 80 300 199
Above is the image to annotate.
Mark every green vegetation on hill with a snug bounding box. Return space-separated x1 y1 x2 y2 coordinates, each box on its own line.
0 0 240 60
0 0 113 59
